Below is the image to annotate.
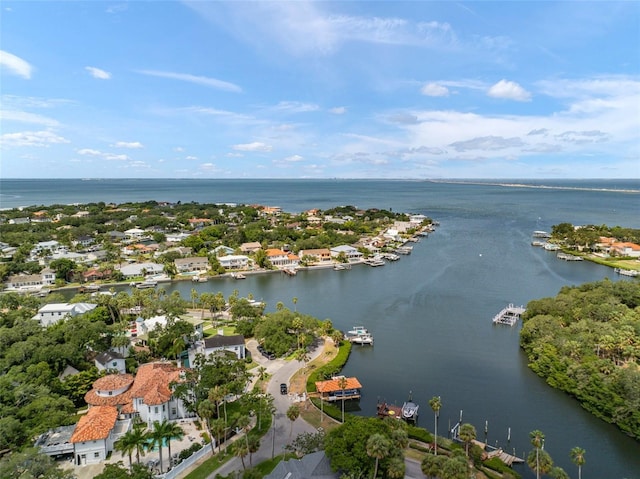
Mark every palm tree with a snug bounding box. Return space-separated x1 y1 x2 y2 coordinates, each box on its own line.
149 420 175 473
365 433 391 479
292 296 298 311
331 329 344 346
529 430 545 479
234 440 249 470
386 457 405 479
113 430 137 470
570 446 586 479
428 396 441 455
421 454 444 479
211 418 225 453
125 424 148 465
161 421 184 470
286 404 300 437
247 435 260 466
338 376 348 423
549 466 570 479
528 449 553 479
197 399 217 455
458 423 476 457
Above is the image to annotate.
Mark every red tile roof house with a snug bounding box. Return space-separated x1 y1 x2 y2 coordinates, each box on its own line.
265 248 299 268
74 362 194 465
70 405 120 465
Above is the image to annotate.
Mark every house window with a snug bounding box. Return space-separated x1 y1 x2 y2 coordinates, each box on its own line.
108 391 112 396
155 407 158 414
171 407 177 416
94 452 100 458
162 405 165 411
112 361 117 367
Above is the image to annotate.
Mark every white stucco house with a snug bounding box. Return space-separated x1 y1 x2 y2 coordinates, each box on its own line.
330 245 363 261
187 334 246 366
218 254 250 269
32 302 97 327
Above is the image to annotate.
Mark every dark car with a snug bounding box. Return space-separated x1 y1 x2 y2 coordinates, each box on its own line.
280 383 288 395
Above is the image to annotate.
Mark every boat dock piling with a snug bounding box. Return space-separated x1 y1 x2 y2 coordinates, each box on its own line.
492 304 526 326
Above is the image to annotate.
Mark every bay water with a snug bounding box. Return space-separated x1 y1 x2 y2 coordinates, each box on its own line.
2 179 638 477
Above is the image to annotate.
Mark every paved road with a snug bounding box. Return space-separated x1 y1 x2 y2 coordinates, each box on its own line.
206 340 323 478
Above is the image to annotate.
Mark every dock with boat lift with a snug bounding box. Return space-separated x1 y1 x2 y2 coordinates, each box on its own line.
492 304 526 326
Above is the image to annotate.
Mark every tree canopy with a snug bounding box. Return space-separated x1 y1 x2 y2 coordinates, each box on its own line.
520 279 640 439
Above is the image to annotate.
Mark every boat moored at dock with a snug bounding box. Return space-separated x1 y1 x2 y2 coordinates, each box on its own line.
346 326 374 345
401 392 419 422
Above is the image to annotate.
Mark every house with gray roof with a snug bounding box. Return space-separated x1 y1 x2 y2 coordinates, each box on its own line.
264 451 338 479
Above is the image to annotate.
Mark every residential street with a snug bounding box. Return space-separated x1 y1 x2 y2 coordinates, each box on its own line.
206 340 323 478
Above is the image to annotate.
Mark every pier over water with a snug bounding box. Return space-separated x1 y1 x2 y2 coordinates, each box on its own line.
492 304 526 326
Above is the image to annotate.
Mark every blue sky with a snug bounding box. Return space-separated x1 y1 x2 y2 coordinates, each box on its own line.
1 1 638 179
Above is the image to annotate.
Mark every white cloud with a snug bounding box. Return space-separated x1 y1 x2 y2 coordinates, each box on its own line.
273 101 320 113
173 147 184 152
329 106 347 115
0 50 33 79
421 82 449 97
113 141 143 149
232 141 272 152
137 70 242 93
0 130 69 147
487 79 532 101
77 148 130 161
1 110 59 126
85 66 111 80
185 155 198 160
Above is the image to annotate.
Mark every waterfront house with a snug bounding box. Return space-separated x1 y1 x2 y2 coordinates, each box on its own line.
315 376 362 402
174 256 210 274
32 302 98 327
611 242 640 258
218 254 250 270
330 245 362 262
117 262 164 279
266 248 299 268
5 273 43 290
298 248 333 265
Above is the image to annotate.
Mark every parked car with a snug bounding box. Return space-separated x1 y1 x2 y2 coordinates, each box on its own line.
280 383 288 395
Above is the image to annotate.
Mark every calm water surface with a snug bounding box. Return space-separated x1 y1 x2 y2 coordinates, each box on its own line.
10 179 639 477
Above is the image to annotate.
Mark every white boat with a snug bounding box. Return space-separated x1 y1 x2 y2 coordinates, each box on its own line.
350 333 374 345
363 256 385 266
192 275 207 282
333 263 351 270
382 253 400 261
231 272 246 279
347 326 368 335
533 231 551 238
136 280 157 289
401 393 419 422
615 268 639 277
543 243 560 251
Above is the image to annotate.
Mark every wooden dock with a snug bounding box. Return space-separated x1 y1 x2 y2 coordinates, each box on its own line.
492 304 526 326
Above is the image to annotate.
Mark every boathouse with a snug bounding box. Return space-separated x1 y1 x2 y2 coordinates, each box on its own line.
315 376 362 402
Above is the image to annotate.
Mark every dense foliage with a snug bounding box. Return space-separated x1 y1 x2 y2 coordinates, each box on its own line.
520 280 640 439
550 223 640 250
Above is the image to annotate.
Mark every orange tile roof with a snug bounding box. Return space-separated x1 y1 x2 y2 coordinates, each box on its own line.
128 362 183 406
84 388 132 407
71 406 118 443
315 377 362 393
93 374 134 391
265 248 286 257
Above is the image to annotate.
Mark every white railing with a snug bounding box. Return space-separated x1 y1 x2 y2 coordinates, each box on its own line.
155 443 212 479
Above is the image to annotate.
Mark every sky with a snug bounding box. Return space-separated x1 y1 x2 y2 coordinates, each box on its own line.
1 1 639 179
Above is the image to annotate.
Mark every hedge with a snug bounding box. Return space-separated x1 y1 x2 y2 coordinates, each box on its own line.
306 340 352 393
